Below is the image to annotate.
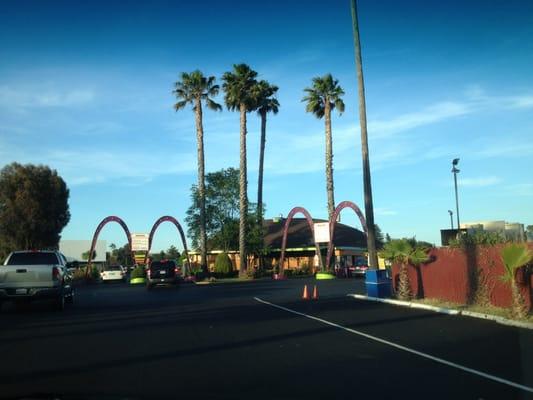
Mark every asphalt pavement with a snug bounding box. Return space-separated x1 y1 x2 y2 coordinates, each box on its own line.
0 277 532 399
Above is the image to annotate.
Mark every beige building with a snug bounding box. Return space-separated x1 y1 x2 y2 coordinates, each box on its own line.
460 220 526 242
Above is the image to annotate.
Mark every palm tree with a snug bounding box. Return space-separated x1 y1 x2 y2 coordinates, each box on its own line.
253 80 279 224
173 70 222 273
222 64 258 275
302 74 344 219
500 244 531 319
379 239 429 300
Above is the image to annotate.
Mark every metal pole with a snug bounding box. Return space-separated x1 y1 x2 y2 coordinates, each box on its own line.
453 170 460 229
448 210 454 229
351 0 378 269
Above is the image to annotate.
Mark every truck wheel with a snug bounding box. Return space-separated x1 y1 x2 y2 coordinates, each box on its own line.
54 294 65 311
65 291 74 305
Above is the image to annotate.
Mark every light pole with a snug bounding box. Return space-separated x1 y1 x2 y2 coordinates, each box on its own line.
448 210 454 229
451 158 460 230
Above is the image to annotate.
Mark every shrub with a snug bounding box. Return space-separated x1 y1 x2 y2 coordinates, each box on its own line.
214 252 233 276
130 265 146 279
449 231 507 248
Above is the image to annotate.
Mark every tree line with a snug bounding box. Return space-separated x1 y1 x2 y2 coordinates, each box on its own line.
173 64 346 275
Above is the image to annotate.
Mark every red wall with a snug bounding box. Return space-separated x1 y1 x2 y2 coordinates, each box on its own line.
392 244 532 311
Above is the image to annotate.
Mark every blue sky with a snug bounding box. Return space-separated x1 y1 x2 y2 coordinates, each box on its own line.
1 0 532 251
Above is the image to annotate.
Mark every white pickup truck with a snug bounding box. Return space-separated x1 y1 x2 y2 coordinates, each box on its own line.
0 250 74 311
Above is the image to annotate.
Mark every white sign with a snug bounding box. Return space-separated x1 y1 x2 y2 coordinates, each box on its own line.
131 233 149 251
313 222 331 243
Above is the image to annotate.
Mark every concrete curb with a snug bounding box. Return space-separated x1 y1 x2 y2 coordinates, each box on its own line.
347 294 533 330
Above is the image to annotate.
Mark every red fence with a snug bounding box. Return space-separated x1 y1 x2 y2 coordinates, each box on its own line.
391 244 533 310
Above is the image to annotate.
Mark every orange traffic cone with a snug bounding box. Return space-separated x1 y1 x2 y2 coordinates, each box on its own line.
302 285 310 300
312 285 319 300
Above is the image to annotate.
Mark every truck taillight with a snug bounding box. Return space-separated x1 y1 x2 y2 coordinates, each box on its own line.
146 269 151 277
52 267 60 280
174 267 179 274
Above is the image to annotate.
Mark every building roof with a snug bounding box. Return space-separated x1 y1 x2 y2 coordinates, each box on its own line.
264 218 366 250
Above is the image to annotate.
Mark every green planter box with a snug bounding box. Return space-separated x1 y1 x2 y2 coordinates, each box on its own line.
130 277 146 285
316 272 336 280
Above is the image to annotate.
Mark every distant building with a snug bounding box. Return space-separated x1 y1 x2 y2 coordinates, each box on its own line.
189 218 367 271
460 220 526 242
59 240 107 262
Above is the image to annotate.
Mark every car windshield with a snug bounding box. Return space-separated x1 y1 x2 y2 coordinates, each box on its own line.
105 265 122 271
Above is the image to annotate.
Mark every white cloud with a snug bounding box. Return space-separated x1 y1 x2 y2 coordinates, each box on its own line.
375 207 397 216
458 176 502 187
369 101 472 138
0 85 95 109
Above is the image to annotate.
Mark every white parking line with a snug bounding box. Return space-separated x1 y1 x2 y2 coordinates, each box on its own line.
254 297 533 394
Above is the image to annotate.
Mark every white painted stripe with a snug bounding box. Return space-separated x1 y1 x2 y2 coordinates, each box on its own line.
253 297 533 394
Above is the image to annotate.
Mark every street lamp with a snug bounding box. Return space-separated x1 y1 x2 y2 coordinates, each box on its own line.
448 210 454 229
451 158 460 230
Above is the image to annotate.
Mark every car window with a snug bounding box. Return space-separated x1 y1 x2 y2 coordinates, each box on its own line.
6 252 59 265
105 265 122 271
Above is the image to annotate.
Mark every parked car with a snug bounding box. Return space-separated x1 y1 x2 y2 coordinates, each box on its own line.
146 260 180 290
0 250 74 311
100 265 126 282
349 258 369 277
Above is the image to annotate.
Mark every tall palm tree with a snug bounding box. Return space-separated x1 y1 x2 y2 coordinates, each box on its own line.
222 64 258 275
379 239 429 301
253 80 279 224
302 74 345 219
173 70 222 273
500 244 531 319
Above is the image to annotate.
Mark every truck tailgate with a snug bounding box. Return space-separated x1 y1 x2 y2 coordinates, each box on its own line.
0 265 56 288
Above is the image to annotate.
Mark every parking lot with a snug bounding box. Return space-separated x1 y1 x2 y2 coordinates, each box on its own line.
0 278 532 399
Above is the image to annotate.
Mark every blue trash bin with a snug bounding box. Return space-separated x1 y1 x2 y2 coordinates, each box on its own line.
365 269 392 298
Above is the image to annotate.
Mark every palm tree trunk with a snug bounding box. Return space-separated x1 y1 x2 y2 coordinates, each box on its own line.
324 102 335 220
398 263 412 300
257 111 266 224
194 99 208 274
239 103 248 275
511 279 527 319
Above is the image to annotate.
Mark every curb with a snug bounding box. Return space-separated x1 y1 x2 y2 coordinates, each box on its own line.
347 294 533 330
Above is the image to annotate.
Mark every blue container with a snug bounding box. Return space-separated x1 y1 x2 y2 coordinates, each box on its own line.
365 269 392 298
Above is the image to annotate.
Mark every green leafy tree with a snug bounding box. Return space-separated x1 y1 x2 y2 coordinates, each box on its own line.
166 245 180 260
374 224 385 250
302 74 345 220
173 70 222 273
82 250 97 261
186 168 263 257
110 243 132 267
222 64 259 275
252 80 279 224
379 239 429 300
214 252 234 276
500 244 531 319
0 163 70 258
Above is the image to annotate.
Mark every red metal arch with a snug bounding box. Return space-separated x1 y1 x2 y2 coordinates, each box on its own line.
145 216 191 274
278 207 323 277
86 216 133 276
326 201 368 269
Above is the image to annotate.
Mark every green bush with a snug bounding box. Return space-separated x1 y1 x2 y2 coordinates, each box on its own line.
449 231 507 248
214 252 234 276
130 265 146 279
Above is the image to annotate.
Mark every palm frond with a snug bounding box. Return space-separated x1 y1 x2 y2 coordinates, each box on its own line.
501 244 532 282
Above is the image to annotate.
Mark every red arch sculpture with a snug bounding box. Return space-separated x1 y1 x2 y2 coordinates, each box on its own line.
86 216 133 277
325 201 368 269
145 216 191 274
278 207 322 277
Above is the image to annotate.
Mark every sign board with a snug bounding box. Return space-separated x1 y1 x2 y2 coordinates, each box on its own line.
131 233 149 251
313 222 331 243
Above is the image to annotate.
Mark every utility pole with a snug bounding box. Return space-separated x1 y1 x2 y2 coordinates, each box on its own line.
448 210 454 229
351 0 378 269
452 158 460 229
